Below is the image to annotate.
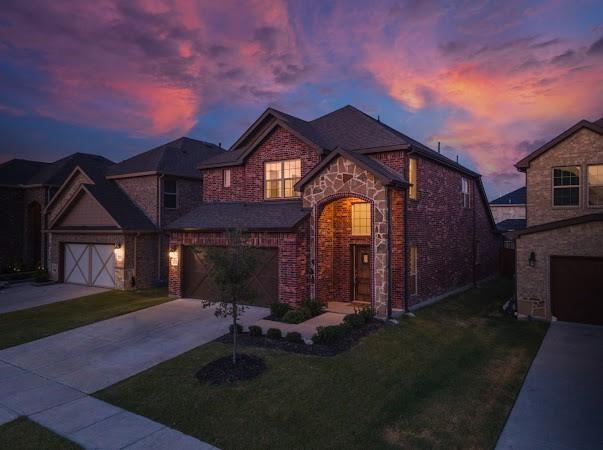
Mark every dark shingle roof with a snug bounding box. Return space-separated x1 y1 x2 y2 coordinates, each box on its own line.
510 213 603 237
0 159 51 186
490 187 526 205
106 137 223 179
200 105 479 177
497 219 527 232
168 201 310 231
516 118 603 171
0 153 114 187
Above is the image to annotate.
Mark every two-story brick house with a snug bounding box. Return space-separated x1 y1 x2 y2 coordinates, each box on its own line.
45 137 223 289
512 117 603 325
168 105 499 317
0 153 114 272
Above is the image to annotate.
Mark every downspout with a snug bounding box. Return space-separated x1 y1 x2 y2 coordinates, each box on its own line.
386 187 393 318
472 178 477 286
157 174 164 285
403 185 409 313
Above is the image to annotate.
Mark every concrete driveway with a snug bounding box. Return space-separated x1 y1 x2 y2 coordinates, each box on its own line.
0 283 107 314
0 298 268 393
497 321 603 450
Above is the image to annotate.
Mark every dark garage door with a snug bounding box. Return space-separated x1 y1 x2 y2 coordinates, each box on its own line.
550 256 603 325
183 246 278 307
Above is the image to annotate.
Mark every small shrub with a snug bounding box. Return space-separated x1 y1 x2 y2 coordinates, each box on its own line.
299 298 325 317
248 325 263 337
343 313 365 328
270 302 291 318
282 309 310 324
286 331 304 344
229 323 243 334
266 328 282 340
34 270 49 283
311 324 349 345
357 306 376 322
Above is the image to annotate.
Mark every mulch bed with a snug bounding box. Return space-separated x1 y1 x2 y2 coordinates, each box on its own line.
217 320 384 357
196 353 266 386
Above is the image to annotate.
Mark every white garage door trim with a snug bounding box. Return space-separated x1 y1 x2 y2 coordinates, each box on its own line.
64 243 115 288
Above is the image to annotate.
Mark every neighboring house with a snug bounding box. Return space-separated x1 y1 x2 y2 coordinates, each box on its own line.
511 117 603 325
45 137 223 289
168 105 499 317
0 153 114 271
489 187 527 232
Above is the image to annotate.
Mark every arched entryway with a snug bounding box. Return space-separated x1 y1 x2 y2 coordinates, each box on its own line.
316 195 374 306
26 201 42 267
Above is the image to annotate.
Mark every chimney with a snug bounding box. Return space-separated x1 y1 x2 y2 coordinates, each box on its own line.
437 141 441 153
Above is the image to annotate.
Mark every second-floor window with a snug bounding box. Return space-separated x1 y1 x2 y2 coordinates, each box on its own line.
461 177 471 208
223 169 231 188
588 164 603 207
163 179 177 209
553 166 580 206
409 157 417 200
264 159 301 199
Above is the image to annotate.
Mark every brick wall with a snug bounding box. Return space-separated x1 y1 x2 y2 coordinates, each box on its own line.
161 178 203 226
390 188 405 309
203 126 320 203
169 224 310 305
526 128 603 226
116 175 160 225
0 187 24 270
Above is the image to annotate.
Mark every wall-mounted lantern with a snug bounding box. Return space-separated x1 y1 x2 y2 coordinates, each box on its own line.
169 247 179 267
528 251 536 268
114 243 124 263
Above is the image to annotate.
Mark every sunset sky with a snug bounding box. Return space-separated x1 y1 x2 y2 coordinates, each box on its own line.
1 0 602 198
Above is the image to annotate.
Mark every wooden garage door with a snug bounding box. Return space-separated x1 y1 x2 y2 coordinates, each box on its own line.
550 256 603 325
183 246 278 306
64 243 115 288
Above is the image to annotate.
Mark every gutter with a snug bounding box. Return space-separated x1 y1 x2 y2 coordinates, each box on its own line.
386 187 393 318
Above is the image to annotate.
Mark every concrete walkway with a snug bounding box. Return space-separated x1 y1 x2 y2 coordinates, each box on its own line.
0 283 107 314
496 321 603 450
0 298 269 448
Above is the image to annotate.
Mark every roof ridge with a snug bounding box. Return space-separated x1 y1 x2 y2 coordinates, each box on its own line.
309 104 356 122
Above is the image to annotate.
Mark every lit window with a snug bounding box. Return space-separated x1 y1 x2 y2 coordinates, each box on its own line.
409 245 418 295
409 157 417 200
553 166 580 206
163 179 177 209
351 202 371 236
264 159 301 199
461 177 471 208
223 169 231 188
587 165 603 206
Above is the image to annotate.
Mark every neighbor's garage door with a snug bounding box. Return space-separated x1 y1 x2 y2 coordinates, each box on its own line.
64 243 115 288
182 246 278 306
550 256 603 325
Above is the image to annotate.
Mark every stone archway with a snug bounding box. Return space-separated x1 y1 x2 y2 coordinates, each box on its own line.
302 156 389 315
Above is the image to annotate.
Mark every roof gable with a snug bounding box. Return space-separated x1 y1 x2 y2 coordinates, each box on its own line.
490 187 526 205
55 190 117 228
515 119 603 171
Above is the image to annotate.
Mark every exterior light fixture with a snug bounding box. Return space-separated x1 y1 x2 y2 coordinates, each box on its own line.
114 243 124 263
169 247 179 266
528 251 536 268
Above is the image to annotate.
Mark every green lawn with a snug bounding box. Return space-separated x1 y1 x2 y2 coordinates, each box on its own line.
0 418 80 449
96 278 547 450
0 289 171 349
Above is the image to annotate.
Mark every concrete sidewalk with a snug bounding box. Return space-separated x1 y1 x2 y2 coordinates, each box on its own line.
0 283 107 314
496 321 603 450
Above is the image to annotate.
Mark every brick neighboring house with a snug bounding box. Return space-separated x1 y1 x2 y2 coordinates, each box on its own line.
0 153 114 271
511 117 603 325
489 187 527 232
168 105 499 317
45 137 223 289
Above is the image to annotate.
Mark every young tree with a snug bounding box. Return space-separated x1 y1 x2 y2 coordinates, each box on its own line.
196 229 257 364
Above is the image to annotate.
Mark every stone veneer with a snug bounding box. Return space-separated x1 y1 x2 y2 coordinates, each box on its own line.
303 156 390 316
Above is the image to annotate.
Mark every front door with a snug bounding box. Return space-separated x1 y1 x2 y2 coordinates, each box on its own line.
352 244 370 303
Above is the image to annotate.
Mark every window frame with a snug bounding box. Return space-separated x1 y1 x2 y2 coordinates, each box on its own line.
587 164 603 208
409 244 418 296
223 169 231 188
163 178 178 209
263 159 301 200
552 166 581 208
351 202 371 236
408 157 417 200
461 177 471 208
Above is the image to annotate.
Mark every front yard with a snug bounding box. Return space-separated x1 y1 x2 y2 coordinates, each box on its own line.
96 278 547 449
0 288 171 349
0 418 80 449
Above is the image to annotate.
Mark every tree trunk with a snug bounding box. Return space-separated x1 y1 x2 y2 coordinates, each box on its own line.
232 299 238 365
